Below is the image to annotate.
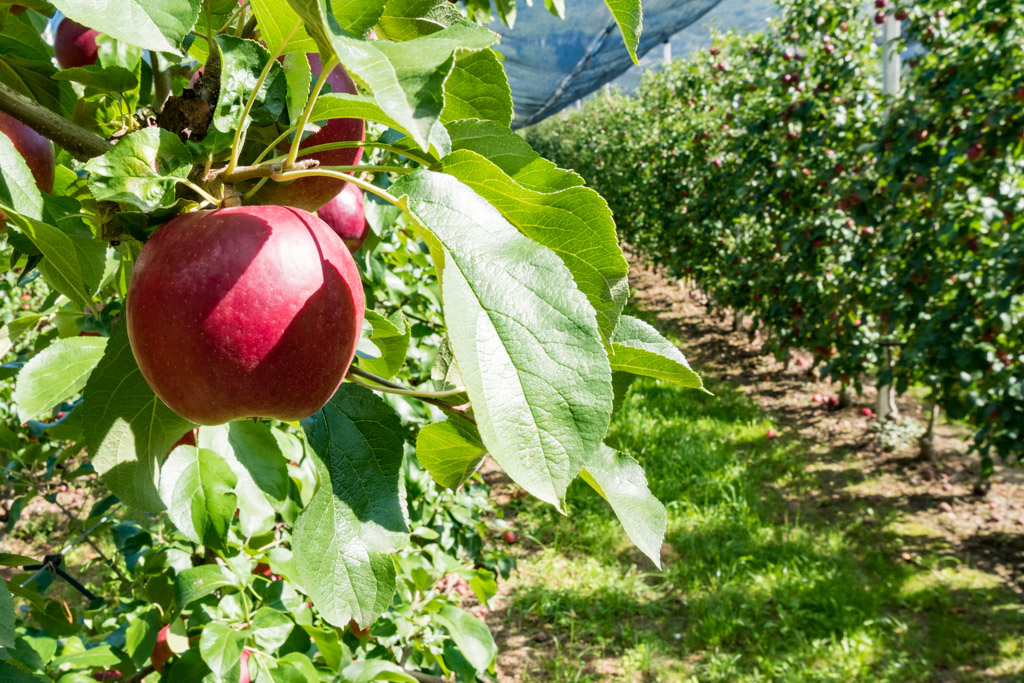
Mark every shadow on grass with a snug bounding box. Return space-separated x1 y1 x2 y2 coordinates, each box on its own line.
499 367 1024 681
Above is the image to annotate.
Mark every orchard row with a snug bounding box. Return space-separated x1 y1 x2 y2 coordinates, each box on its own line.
529 0 1024 467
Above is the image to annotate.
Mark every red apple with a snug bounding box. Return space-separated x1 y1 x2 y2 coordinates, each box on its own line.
967 144 985 162
0 112 54 193
55 19 100 69
861 407 875 418
126 206 365 425
348 619 371 638
874 11 886 24
172 429 197 450
151 625 172 673
252 56 365 211
240 648 252 683
895 8 908 20
766 429 777 438
503 530 517 543
317 182 368 253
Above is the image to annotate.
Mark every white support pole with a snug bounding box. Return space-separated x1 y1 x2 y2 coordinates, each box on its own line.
663 40 672 66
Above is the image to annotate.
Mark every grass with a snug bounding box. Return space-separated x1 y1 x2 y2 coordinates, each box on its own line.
498 325 1024 681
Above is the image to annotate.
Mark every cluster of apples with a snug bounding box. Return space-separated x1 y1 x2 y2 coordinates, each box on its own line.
0 15 374 426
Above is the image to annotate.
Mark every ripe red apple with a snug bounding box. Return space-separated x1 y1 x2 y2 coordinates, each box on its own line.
55 19 100 69
172 429 197 450
895 8 908 20
861 407 875 418
252 56 365 212
126 205 365 425
967 144 985 162
317 182 368 253
0 112 54 193
875 0 886 7
874 11 886 24
151 625 172 673
240 649 252 683
348 619 371 638
503 530 517 543
766 429 777 439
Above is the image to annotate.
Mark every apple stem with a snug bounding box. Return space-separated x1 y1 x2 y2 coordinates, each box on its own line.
348 366 475 421
286 56 341 170
177 179 221 207
225 19 301 176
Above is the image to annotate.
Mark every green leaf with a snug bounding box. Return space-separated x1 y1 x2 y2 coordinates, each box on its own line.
159 446 237 550
282 52 312 126
325 0 388 35
377 0 462 41
0 580 13 650
358 310 410 380
0 553 35 567
251 0 318 55
123 608 160 670
0 663 48 682
198 621 243 679
49 644 120 669
287 0 496 153
440 50 512 127
251 607 294 652
173 565 239 612
84 128 193 213
341 660 417 683
13 216 105 311
293 383 408 628
603 0 643 64
415 419 485 490
0 129 42 219
82 323 195 514
51 0 202 54
391 170 612 507
447 119 584 193
0 314 43 359
197 422 288 538
580 445 666 568
211 35 288 136
14 336 107 423
611 315 705 391
434 605 496 672
439 148 628 343
0 15 74 117
310 92 451 158
52 64 138 92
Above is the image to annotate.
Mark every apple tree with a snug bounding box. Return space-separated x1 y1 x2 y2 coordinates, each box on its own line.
0 0 705 680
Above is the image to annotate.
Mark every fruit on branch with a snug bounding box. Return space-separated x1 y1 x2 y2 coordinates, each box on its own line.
240 649 252 683
0 111 54 193
171 429 197 450
151 625 172 673
127 206 365 425
317 182 368 253
252 55 365 212
55 19 100 69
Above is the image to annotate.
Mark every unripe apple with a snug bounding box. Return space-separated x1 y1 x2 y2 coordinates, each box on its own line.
253 56 365 212
317 182 368 253
0 112 54 193
126 206 365 425
55 19 100 69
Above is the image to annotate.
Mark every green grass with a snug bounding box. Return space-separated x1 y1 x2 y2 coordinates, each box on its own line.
500 331 1024 681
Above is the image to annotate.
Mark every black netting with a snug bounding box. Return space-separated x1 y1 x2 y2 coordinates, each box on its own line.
491 0 725 128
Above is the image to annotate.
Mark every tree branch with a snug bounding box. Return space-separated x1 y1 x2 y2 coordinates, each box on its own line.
0 83 111 161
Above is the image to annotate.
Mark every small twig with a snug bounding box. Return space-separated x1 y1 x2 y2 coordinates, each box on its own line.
348 366 475 422
0 83 111 161
209 158 318 184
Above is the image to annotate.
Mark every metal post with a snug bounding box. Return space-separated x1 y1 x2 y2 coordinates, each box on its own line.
663 40 672 66
882 12 901 97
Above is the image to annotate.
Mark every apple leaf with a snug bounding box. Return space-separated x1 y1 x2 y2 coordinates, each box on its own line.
358 310 410 380
282 52 312 127
342 661 418 683
82 323 195 514
12 216 105 312
434 605 497 673
377 0 462 41
603 0 643 65
580 445 666 568
0 579 13 650
50 0 202 54
0 315 42 361
250 608 294 652
84 128 193 213
446 119 584 193
0 129 42 219
159 445 237 551
391 170 613 508
52 65 138 92
251 0 318 56
415 419 486 490
0 16 75 116
440 50 512 127
310 92 451 158
123 608 160 670
285 0 496 152
173 565 240 613
13 336 107 423
439 148 628 345
611 315 705 391
211 35 288 135
197 422 288 538
198 621 245 680
293 384 408 628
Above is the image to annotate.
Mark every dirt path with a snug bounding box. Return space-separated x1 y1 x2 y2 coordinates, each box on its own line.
483 250 1024 681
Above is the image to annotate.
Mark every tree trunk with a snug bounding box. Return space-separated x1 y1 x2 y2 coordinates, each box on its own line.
919 402 939 463
732 309 744 332
876 346 899 421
